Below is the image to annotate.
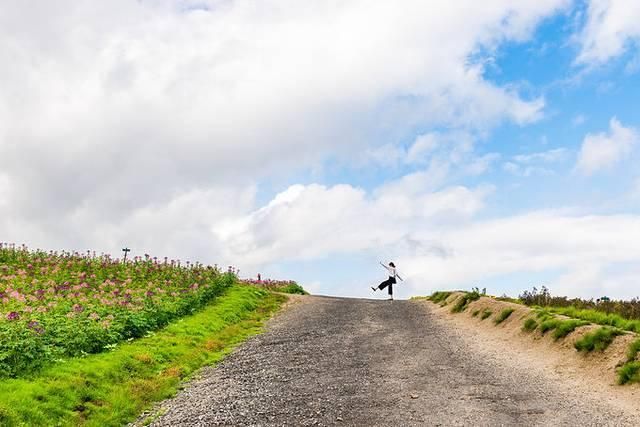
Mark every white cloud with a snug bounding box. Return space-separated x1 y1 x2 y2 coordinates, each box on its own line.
503 147 568 176
213 179 492 267
401 212 640 299
575 117 639 175
576 0 640 64
514 147 568 164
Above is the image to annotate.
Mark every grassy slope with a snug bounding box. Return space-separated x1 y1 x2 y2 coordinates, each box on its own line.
0 285 286 426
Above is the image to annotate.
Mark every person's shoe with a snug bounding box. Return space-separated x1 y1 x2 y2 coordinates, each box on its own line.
371 286 377 292
388 297 393 301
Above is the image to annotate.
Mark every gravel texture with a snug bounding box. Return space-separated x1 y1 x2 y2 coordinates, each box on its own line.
143 296 637 426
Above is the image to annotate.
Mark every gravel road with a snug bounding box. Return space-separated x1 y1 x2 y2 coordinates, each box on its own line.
146 296 636 426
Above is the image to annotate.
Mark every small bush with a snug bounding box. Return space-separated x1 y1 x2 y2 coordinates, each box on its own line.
626 338 640 362
618 361 640 385
429 291 452 304
539 318 561 334
480 309 492 320
472 310 480 317
494 308 515 325
522 318 538 332
551 319 589 340
574 327 623 352
451 291 481 313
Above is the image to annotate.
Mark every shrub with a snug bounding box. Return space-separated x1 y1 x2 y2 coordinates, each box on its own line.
451 291 481 313
494 308 515 325
429 291 452 304
480 309 492 320
522 318 537 332
618 361 640 385
626 338 640 363
472 310 480 317
551 319 589 340
574 327 623 352
539 318 562 334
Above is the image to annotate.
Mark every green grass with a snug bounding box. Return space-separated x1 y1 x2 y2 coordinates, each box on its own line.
451 291 481 313
626 338 640 363
546 306 640 334
494 308 515 325
0 285 286 426
618 362 640 385
429 291 453 304
522 318 538 332
480 309 492 320
574 327 623 352
471 309 480 317
274 283 308 295
551 319 589 340
538 318 562 334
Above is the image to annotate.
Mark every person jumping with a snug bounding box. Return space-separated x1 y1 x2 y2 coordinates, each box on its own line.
372 261 403 300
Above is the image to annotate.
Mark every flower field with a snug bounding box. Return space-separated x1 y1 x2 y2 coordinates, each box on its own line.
0 243 236 378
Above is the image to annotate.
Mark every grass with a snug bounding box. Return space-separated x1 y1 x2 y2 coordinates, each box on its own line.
451 291 481 313
626 338 640 362
538 318 561 334
471 309 480 317
522 318 538 332
574 327 623 352
551 319 589 340
618 362 640 385
546 306 640 334
429 291 452 304
0 285 286 426
494 308 515 325
480 309 492 320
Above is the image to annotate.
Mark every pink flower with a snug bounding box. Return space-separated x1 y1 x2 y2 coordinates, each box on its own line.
6 311 19 321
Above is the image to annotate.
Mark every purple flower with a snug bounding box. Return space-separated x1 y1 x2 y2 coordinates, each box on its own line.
6 311 19 321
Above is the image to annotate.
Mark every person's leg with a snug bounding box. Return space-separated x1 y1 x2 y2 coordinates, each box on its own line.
388 282 393 298
378 278 391 291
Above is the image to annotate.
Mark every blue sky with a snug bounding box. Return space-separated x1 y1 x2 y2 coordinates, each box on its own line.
1 0 640 300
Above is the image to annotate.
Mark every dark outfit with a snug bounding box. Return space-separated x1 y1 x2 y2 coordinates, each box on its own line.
378 276 396 295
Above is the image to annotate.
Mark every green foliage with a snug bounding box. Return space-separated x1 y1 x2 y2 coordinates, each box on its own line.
522 318 538 332
480 309 492 320
626 338 640 363
0 285 285 426
520 286 640 331
451 291 481 313
275 283 308 295
574 327 623 352
243 280 308 295
539 318 562 334
618 361 640 385
546 306 640 334
551 319 589 340
471 310 480 317
429 291 452 304
494 308 515 325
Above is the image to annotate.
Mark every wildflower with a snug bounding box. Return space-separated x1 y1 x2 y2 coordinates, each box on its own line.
6 311 19 321
73 304 84 312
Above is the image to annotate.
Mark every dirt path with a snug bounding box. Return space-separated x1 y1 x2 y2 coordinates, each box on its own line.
145 296 638 426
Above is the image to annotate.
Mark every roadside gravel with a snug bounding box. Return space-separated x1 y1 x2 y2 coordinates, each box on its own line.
142 295 637 426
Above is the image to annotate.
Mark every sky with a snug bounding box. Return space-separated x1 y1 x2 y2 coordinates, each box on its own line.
1 0 640 299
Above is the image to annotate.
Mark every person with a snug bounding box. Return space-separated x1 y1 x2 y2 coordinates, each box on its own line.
371 261 403 300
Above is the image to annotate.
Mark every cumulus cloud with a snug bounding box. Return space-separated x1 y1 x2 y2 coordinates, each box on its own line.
0 1 561 243
575 118 638 175
213 179 492 267
576 0 640 64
